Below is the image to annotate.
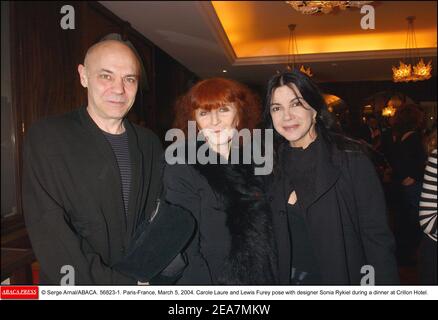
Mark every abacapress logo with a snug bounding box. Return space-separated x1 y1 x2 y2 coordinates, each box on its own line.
1 286 39 300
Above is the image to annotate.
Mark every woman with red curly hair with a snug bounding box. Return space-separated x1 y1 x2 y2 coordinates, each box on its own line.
163 77 278 284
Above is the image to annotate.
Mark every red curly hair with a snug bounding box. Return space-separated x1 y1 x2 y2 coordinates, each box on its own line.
173 78 261 135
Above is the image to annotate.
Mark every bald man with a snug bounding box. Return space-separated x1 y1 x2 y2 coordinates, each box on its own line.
22 40 163 284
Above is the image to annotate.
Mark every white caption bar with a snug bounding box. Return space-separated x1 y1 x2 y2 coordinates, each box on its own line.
37 286 438 300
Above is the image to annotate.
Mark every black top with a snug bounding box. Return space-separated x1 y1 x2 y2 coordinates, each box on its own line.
287 203 321 285
103 130 131 215
282 137 319 210
282 137 321 284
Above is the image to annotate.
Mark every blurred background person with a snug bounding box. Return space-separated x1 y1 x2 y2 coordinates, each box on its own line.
388 104 427 265
418 126 437 284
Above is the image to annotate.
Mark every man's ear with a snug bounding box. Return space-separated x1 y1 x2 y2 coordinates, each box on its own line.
78 64 88 88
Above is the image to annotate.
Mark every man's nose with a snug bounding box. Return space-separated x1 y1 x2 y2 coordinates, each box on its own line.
112 77 125 94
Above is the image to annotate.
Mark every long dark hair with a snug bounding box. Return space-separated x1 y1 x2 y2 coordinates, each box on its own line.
263 70 363 165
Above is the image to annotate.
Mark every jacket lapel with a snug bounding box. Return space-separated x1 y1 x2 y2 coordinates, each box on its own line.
307 138 342 209
78 107 127 239
124 121 150 240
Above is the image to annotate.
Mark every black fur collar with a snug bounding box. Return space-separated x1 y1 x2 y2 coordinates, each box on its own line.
189 142 278 284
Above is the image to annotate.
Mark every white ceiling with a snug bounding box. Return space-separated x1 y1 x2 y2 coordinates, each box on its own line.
100 1 437 84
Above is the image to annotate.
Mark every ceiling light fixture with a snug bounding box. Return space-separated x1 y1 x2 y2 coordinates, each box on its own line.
392 16 433 83
285 1 373 15
286 24 313 77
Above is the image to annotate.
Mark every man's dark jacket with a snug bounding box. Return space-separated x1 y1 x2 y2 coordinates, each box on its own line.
22 107 163 284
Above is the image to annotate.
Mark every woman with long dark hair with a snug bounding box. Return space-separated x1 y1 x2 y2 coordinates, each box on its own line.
263 70 399 285
163 78 278 284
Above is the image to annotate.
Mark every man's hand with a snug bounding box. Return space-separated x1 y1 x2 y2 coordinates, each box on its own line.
402 176 415 186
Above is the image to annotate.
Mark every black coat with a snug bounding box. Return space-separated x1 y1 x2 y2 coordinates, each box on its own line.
267 137 400 285
388 131 427 183
22 107 163 284
163 144 278 284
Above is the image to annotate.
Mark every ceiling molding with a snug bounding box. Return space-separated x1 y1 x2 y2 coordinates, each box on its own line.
100 1 436 84
233 47 438 66
195 1 236 65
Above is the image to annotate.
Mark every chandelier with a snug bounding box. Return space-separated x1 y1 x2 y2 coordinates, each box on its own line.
286 24 313 77
392 16 432 83
285 1 373 15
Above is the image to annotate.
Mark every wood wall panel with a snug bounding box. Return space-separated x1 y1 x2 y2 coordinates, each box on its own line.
127 29 157 130
155 47 198 142
11 1 86 132
82 2 123 49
